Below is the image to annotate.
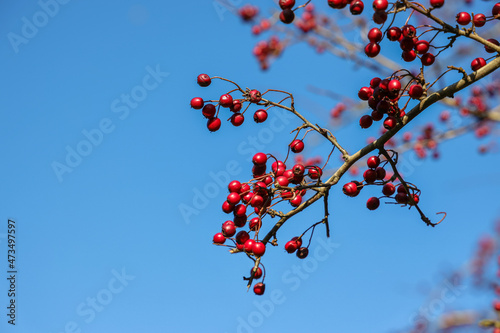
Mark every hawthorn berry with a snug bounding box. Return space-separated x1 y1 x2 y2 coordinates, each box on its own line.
234 215 247 228
230 99 242 112
343 182 360 197
280 9 295 24
430 0 444 8
364 169 377 183
485 39 500 53
372 0 388 11
350 0 364 15
275 175 289 187
253 153 267 166
368 28 383 43
371 110 383 121
402 50 417 62
493 3 500 17
375 166 386 180
190 97 204 109
456 12 471 25
296 247 309 259
197 74 211 87
207 117 221 132
471 57 486 71
383 116 396 130
364 43 380 58
382 183 396 196
360 115 373 128
249 217 262 231
236 230 250 244
473 13 486 27
227 192 241 205
213 232 226 244
249 89 262 103
279 0 295 10
401 25 416 38
252 242 266 256
358 86 373 100
373 11 387 24
202 104 216 119
414 40 430 54
290 139 304 153
234 204 247 217
367 155 380 169
244 239 256 253
328 0 349 9
421 53 435 66
222 221 236 237
219 94 233 108
290 195 302 207
230 113 244 126
308 167 322 180
228 180 241 193
409 84 423 99
253 282 265 295
285 240 298 253
395 193 409 204
387 27 401 41
250 267 263 279
366 197 380 210
254 109 268 123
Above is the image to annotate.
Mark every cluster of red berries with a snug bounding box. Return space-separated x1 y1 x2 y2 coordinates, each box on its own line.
342 153 421 210
252 36 284 71
358 75 421 130
190 74 271 131
211 143 325 294
238 4 259 22
328 0 389 19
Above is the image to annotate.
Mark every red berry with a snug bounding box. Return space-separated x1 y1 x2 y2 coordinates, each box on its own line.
279 0 295 10
395 193 408 204
290 195 302 207
222 201 234 213
244 239 256 253
230 99 242 112
219 94 233 108
358 86 373 100
234 215 247 228
388 79 401 93
207 117 221 132
409 84 423 99
197 74 211 87
285 240 298 253
473 13 486 27
350 0 364 15
471 57 486 71
230 113 244 126
222 221 236 237
370 77 381 88
213 232 226 244
292 236 303 248
280 9 295 24
383 116 396 130
387 27 401 41
401 25 416 38
421 53 435 66
366 197 380 210
430 0 444 8
236 230 250 244
485 39 500 53
252 242 266 256
296 247 309 259
360 115 373 128
234 204 247 217
367 156 380 169
493 3 500 17
343 182 360 197
328 0 349 9
375 167 386 180
382 183 395 196
364 43 380 58
456 12 471 25
253 152 267 166
190 97 204 109
227 192 241 205
364 169 377 183
368 28 383 43
228 180 242 193
290 139 304 153
202 104 216 119
250 267 263 279
254 109 268 123
249 89 262 103
249 217 262 231
414 40 430 54
493 300 500 311
275 175 289 187
253 282 265 295
373 11 387 24
372 0 388 11
402 50 416 62
371 110 383 121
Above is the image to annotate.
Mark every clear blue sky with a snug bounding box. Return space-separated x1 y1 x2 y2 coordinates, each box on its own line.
1 1 499 332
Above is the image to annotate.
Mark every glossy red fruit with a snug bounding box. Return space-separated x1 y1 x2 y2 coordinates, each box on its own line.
388 79 401 94
409 194 420 205
219 94 233 108
190 97 204 109
197 74 211 87
285 240 298 253
485 39 500 53
234 215 247 228
280 9 295 24
430 0 444 8
249 89 262 103
207 118 221 132
471 57 486 71
253 152 267 166
382 183 395 196
230 99 242 112
395 193 409 204
249 217 262 231
473 13 486 27
290 195 302 207
414 40 430 54
290 139 304 153
250 194 264 208
296 247 309 259
359 115 373 128
227 192 241 205
250 267 263 279
387 27 401 41
222 201 234 213
233 204 247 217
253 282 265 295
456 12 471 25
358 86 373 100
402 50 416 62
292 236 303 248
328 0 349 9
275 175 289 187
213 232 226 244
409 84 423 99
244 239 256 253
401 25 416 38
375 167 386 180
372 0 388 11
368 28 382 43
364 169 377 183
493 3 500 17
228 180 242 193
236 230 250 244
421 53 435 66
279 0 295 9
364 43 380 58
373 11 387 24
308 167 322 180
343 182 359 197
252 242 266 256
367 156 380 169
350 0 364 15
383 116 396 130
371 110 383 121
254 109 268 123
222 221 236 237
202 104 216 119
230 113 244 126
366 197 380 210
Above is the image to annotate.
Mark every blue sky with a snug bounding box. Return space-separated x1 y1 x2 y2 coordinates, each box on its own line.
1 1 499 332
